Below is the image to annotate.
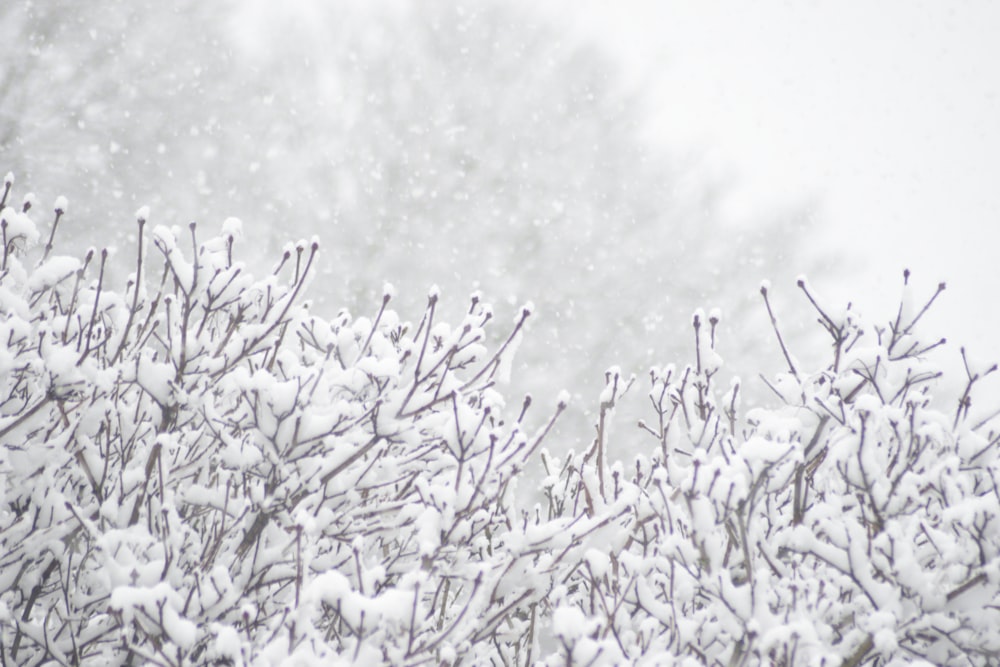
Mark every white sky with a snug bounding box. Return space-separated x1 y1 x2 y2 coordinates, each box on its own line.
579 1 1000 371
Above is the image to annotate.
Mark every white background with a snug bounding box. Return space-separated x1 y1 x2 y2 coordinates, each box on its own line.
579 1 1000 375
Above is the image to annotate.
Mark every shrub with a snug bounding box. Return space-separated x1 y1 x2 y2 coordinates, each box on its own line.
543 279 1000 665
0 173 589 665
1 174 998 666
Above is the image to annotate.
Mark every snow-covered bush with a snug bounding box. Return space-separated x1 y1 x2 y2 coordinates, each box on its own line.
2 172 998 666
545 278 1000 665
0 174 603 665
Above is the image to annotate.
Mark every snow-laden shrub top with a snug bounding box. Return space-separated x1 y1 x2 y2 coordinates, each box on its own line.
544 283 1000 666
1 174 999 666
0 175 586 665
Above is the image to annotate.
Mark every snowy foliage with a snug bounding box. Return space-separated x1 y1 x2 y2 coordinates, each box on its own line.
0 177 578 664
541 280 1000 666
2 176 999 666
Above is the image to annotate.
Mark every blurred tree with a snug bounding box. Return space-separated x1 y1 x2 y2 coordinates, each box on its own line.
0 0 814 447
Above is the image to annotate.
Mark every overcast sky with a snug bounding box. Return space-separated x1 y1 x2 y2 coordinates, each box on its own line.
580 1 1000 378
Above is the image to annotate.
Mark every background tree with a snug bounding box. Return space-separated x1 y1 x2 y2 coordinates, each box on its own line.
0 0 818 449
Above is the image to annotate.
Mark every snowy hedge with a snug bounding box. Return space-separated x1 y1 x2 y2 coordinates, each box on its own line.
1 174 999 666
